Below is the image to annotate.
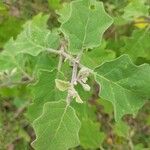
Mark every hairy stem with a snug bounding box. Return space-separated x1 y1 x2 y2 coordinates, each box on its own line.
46 48 93 73
57 44 65 72
66 56 79 104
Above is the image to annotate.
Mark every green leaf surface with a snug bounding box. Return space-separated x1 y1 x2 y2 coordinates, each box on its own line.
61 0 113 54
27 69 66 122
48 0 61 9
57 3 71 24
3 13 59 57
95 55 150 121
122 29 150 62
123 0 149 21
81 41 116 69
33 53 58 75
79 119 105 149
0 17 23 48
0 14 59 75
98 98 113 114
72 101 96 121
114 121 130 138
32 101 81 150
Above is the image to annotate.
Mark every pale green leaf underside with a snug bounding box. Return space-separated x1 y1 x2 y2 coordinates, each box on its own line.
61 0 113 54
95 55 150 121
32 101 81 150
27 69 66 122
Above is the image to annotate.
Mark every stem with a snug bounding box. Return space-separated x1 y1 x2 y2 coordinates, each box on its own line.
128 130 134 150
128 137 134 150
57 55 63 72
100 146 105 150
46 48 93 73
57 44 65 72
66 56 79 104
47 47 93 104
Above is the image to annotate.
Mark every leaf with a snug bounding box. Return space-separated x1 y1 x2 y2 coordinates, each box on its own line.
33 53 59 75
55 79 71 91
61 0 113 54
0 17 23 48
32 101 81 150
79 119 105 149
98 98 113 114
72 101 97 121
81 41 116 69
0 53 30 84
114 121 130 138
27 69 66 122
3 13 59 57
0 53 21 72
0 13 59 76
122 29 150 61
48 0 61 9
57 3 71 23
123 0 149 21
95 55 150 121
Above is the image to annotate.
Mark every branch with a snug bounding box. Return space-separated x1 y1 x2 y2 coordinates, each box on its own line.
47 47 93 104
46 48 93 73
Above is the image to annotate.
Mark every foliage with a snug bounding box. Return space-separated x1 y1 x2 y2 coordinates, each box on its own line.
0 0 150 149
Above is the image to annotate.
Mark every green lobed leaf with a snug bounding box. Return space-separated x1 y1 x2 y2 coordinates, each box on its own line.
33 53 58 75
114 121 130 138
0 53 24 72
3 13 59 57
81 41 116 69
122 29 150 62
98 98 113 115
72 100 97 121
123 0 149 21
0 13 59 77
95 55 150 121
0 17 23 48
79 119 105 149
57 3 71 24
27 69 66 122
61 0 113 54
32 100 81 150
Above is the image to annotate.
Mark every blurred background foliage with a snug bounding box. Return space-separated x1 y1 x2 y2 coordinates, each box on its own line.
0 0 150 150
